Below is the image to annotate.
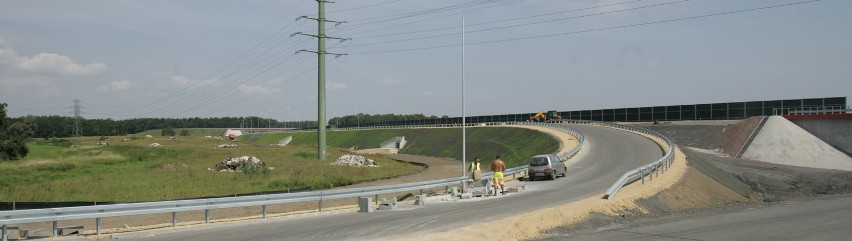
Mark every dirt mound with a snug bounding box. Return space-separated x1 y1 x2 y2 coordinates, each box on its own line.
720 116 764 157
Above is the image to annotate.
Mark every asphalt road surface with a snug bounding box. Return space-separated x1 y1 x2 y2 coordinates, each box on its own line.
542 196 852 241
118 124 663 241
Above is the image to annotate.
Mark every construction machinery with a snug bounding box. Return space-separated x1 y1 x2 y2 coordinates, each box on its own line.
530 110 562 122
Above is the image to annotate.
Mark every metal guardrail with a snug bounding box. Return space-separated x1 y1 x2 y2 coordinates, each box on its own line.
0 121 584 240
597 122 676 199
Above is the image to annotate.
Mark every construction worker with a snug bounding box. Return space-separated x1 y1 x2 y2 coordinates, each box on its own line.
490 155 506 195
469 157 482 187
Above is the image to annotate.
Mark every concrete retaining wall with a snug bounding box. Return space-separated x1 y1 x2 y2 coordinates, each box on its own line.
789 119 852 156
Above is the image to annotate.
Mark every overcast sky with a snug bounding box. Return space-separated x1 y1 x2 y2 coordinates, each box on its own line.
1 0 849 122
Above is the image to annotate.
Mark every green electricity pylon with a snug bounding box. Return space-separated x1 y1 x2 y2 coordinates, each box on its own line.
295 0 349 160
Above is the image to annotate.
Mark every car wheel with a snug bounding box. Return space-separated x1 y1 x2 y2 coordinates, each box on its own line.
550 171 557 180
562 167 567 177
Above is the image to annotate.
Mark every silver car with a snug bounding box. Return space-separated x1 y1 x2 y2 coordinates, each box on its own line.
527 154 567 180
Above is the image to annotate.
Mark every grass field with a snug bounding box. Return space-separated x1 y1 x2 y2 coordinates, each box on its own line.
0 136 420 202
1 126 558 202
250 126 559 168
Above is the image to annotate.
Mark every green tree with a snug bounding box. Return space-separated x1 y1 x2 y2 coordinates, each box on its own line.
0 103 37 160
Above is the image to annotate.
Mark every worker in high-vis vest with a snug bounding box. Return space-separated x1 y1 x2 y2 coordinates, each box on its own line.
469 157 482 183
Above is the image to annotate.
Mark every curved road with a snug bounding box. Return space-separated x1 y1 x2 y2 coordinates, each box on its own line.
120 124 663 241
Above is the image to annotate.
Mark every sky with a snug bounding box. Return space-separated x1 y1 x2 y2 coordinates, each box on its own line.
1 0 850 122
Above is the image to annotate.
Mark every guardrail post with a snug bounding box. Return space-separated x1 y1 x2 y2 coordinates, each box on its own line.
52 221 57 237
172 212 177 227
3 224 7 241
375 194 378 205
649 168 653 181
205 209 210 223
641 169 645 184
319 191 324 212
96 218 101 235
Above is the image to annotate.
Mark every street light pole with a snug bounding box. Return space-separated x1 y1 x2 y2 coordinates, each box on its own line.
461 18 467 181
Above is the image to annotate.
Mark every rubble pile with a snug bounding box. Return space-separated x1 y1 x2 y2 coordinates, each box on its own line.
149 143 161 147
216 156 265 172
218 144 239 149
330 154 379 167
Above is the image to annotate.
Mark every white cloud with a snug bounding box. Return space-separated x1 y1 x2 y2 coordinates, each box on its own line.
17 53 107 76
326 82 347 90
0 40 107 76
422 90 434 96
171 75 218 89
98 80 134 92
381 78 401 85
238 84 280 95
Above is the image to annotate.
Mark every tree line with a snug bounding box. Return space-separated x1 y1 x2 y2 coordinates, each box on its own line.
5 112 440 138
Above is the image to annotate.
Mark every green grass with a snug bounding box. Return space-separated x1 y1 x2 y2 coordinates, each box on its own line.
0 136 420 202
1 126 558 202
253 127 559 167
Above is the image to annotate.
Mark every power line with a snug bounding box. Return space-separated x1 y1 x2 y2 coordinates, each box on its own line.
338 0 522 37
334 0 690 49
348 0 824 55
99 0 311 115
351 0 646 39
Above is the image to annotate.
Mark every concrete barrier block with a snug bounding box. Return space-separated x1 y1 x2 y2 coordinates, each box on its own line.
378 198 397 210
359 196 373 212
506 186 519 193
414 194 426 205
460 192 473 199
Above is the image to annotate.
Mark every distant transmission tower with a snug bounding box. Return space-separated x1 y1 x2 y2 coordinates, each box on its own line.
294 0 349 160
72 99 84 138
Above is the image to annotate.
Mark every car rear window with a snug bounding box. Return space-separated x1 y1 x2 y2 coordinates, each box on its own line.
529 157 549 166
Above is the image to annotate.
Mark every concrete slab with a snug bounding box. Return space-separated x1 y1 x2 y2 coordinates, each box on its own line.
742 116 852 171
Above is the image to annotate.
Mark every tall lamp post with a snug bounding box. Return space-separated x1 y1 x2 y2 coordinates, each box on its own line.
354 109 360 128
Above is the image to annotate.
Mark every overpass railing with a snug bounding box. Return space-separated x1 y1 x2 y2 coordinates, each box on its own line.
0 121 584 240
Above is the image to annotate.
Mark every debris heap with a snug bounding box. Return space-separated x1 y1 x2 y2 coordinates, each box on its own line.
218 144 239 149
216 156 265 172
149 143 161 147
331 154 379 167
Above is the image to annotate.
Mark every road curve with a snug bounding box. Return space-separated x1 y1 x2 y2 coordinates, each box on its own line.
119 124 663 241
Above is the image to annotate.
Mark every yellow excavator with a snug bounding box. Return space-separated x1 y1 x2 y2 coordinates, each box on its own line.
530 110 562 122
